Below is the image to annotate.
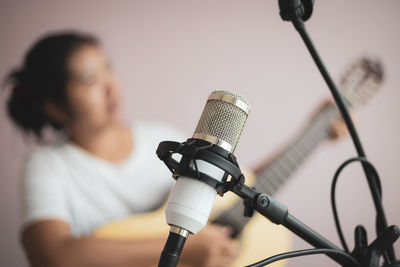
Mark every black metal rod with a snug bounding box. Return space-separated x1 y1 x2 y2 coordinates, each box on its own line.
291 18 393 262
158 231 187 267
232 184 358 266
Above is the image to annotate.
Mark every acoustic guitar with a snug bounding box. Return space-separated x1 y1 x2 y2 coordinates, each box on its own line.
95 57 384 267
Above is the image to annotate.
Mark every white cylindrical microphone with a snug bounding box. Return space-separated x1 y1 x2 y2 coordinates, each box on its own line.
165 90 250 234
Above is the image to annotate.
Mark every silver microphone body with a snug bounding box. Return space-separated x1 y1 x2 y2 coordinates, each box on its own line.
165 90 250 234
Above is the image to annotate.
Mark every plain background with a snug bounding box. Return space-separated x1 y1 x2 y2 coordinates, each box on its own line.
0 1 399 266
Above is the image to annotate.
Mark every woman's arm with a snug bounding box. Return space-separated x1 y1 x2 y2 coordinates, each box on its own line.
22 220 238 267
22 219 165 267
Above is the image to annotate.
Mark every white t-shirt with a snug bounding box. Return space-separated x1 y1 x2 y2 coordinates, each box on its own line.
20 121 186 237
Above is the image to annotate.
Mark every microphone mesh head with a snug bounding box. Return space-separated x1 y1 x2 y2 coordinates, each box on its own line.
193 90 250 152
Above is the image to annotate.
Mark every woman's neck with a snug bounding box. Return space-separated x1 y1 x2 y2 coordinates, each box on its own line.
69 122 134 163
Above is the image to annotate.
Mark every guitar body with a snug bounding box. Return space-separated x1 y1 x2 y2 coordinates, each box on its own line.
95 181 292 267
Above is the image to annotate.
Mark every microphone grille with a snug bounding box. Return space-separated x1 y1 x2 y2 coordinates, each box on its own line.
193 90 250 152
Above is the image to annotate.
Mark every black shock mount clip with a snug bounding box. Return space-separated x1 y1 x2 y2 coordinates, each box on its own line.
156 138 245 197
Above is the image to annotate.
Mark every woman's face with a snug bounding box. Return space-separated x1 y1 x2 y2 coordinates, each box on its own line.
65 44 123 131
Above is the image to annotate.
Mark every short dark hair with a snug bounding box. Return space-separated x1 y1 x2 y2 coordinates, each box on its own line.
4 31 99 139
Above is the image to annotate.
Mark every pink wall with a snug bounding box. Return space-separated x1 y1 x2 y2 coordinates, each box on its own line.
0 1 399 266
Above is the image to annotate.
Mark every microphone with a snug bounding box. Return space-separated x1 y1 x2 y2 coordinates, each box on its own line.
158 90 250 267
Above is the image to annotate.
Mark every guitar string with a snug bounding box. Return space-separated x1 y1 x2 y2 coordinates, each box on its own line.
216 121 322 227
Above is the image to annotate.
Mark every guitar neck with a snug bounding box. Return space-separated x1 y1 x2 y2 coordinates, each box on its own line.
214 104 340 235
253 105 338 195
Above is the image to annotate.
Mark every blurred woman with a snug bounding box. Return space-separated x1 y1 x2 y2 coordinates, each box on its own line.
5 32 238 267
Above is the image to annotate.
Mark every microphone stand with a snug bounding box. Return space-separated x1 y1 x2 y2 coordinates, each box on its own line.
227 181 399 267
269 0 400 265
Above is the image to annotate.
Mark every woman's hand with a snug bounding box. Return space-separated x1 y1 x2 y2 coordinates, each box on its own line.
181 224 239 267
309 99 353 141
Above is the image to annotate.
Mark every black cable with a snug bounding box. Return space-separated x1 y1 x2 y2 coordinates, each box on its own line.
330 157 394 265
331 157 379 253
245 248 360 267
290 17 394 263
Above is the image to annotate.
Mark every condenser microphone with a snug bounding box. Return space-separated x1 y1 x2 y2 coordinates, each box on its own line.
158 90 250 267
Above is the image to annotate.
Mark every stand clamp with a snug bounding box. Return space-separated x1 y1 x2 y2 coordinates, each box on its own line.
352 225 400 267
